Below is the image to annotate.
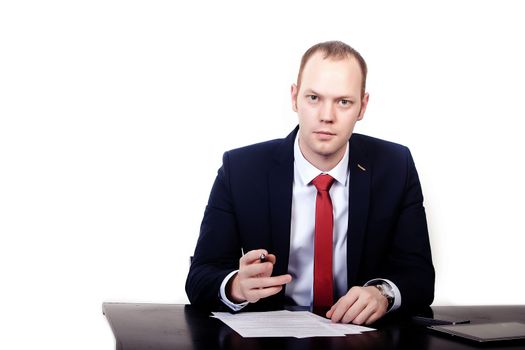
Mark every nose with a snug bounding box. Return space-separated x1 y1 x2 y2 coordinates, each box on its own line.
320 102 335 123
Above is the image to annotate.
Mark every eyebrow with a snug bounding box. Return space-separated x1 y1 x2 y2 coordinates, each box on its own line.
303 89 355 100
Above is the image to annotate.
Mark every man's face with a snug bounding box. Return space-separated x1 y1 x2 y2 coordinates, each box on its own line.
291 52 369 169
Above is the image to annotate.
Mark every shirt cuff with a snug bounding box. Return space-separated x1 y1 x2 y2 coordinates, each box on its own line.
364 278 402 312
219 270 249 311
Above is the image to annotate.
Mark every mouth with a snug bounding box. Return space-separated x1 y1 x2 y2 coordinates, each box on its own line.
313 130 336 141
314 130 336 136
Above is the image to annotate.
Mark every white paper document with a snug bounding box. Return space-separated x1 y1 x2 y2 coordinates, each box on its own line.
211 310 376 338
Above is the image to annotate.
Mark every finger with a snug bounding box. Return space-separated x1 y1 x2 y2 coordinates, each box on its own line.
363 310 383 325
239 261 274 278
240 274 292 303
350 303 376 325
326 307 334 319
329 291 359 323
357 303 386 325
327 296 341 318
351 290 388 325
327 301 339 319
329 302 346 323
341 298 367 324
345 289 388 325
265 254 277 265
244 285 284 303
240 249 268 266
242 274 292 290
361 299 388 325
257 254 276 277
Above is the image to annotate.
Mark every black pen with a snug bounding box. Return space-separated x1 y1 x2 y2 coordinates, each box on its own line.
259 253 266 263
412 316 471 326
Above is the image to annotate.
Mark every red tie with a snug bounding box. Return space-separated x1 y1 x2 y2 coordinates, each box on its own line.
312 174 335 313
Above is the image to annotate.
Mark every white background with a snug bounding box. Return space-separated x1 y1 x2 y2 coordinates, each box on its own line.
1 1 524 348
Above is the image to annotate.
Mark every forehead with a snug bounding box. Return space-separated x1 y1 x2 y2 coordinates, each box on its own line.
299 52 363 96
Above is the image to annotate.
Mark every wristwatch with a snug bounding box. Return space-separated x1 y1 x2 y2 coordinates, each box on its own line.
373 283 395 309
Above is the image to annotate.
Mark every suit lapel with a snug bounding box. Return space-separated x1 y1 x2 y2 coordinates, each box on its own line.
346 135 371 286
268 127 297 277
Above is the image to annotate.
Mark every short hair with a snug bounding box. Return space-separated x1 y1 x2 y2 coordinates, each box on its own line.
296 41 368 98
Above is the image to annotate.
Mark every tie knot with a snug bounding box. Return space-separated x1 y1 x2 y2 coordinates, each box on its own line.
312 174 335 192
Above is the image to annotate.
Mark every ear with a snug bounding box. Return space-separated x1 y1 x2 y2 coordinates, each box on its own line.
357 92 369 121
291 84 298 112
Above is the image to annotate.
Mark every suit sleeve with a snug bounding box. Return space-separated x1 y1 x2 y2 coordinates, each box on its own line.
185 152 243 309
386 148 435 313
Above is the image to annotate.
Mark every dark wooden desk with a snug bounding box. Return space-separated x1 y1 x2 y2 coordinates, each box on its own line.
103 303 525 350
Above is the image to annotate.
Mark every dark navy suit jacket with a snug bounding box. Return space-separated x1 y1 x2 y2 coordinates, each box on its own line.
186 127 434 313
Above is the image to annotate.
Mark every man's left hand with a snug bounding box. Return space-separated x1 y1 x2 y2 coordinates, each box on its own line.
326 286 388 325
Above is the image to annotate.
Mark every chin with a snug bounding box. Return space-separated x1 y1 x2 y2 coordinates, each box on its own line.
314 147 337 158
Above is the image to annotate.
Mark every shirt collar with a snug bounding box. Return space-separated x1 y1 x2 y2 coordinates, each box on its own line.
294 133 349 187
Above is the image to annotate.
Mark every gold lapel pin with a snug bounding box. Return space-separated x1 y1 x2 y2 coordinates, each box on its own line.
357 164 366 171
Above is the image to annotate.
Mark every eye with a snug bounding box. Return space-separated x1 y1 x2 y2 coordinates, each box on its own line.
339 99 353 107
307 95 318 102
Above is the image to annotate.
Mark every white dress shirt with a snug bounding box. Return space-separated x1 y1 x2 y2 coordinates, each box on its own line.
220 134 401 311
286 133 350 305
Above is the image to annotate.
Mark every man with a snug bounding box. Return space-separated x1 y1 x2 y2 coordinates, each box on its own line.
186 41 434 325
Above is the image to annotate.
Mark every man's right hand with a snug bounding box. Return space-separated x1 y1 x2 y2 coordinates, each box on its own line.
227 249 292 304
